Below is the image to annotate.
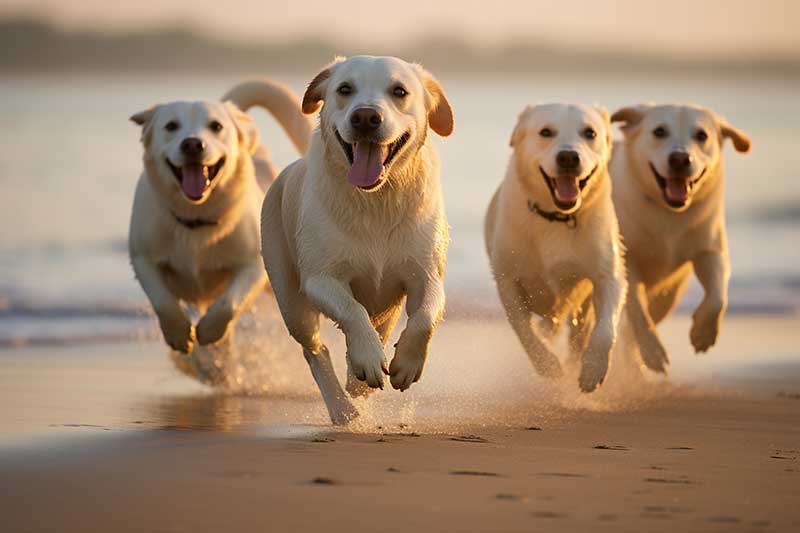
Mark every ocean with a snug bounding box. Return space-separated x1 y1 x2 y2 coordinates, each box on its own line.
1 71 798 346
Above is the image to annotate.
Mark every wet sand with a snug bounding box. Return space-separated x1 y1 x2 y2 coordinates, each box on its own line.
1 314 799 531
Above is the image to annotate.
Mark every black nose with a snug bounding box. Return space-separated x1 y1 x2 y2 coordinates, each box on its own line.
556 150 580 170
350 107 383 135
668 151 692 172
180 137 205 157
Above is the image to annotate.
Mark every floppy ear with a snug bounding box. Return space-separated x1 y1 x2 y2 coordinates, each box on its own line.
594 104 612 146
224 101 260 156
130 106 157 146
302 57 344 115
509 106 534 147
610 106 647 135
417 68 454 137
718 117 751 153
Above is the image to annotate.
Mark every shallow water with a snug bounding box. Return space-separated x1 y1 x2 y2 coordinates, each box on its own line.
0 72 799 346
2 309 798 446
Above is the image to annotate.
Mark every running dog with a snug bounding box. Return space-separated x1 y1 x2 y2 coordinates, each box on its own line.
610 103 750 371
260 56 454 423
485 103 626 392
129 80 311 382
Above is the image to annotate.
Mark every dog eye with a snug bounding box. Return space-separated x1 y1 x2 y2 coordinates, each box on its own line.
653 126 668 138
583 127 597 140
539 128 554 138
164 120 179 132
209 120 224 133
337 84 353 96
392 86 408 98
695 129 708 142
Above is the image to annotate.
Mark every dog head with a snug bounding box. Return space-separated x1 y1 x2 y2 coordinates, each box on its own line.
131 100 258 205
612 103 750 212
301 55 453 193
510 103 612 214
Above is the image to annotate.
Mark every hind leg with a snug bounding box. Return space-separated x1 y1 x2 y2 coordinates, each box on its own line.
276 279 357 424
261 180 356 424
567 295 595 366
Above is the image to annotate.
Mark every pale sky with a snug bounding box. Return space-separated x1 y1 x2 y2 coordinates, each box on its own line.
2 0 798 59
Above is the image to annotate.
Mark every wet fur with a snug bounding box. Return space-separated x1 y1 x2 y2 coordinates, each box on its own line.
261 56 453 424
485 103 626 392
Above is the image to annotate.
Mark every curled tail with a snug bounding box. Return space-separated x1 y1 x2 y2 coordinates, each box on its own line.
223 80 313 155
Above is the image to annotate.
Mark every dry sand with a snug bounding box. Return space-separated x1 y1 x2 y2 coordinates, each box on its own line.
1 313 799 532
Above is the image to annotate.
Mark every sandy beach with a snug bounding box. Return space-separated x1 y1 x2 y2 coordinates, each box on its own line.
2 313 799 532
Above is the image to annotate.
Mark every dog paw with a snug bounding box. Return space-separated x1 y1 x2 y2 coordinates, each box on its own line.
389 353 426 392
639 334 670 373
328 400 360 426
196 304 234 346
346 332 387 389
158 310 194 353
579 350 609 393
691 301 723 353
389 333 429 391
690 317 719 353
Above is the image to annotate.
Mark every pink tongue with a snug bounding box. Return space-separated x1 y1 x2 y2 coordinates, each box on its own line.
181 164 208 200
553 177 580 204
348 142 384 188
665 178 689 203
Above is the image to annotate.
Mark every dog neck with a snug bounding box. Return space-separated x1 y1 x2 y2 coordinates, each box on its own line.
172 213 219 229
511 159 611 228
526 200 578 228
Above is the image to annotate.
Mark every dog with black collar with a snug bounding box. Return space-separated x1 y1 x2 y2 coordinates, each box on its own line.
128 80 311 381
484 103 627 392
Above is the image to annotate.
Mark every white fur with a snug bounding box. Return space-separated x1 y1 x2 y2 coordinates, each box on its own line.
261 56 454 424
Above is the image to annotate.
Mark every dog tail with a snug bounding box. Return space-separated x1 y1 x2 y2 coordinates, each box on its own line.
223 80 313 155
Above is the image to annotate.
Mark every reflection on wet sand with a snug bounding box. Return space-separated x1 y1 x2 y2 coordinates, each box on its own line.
150 393 325 432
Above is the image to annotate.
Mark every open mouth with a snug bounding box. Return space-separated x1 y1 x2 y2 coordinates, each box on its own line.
167 157 225 201
539 166 596 211
335 129 410 190
649 162 705 209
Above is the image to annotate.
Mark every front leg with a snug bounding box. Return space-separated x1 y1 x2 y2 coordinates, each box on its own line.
580 273 626 392
196 261 267 345
495 277 563 379
389 276 445 391
303 274 387 389
131 256 193 353
690 250 729 353
625 270 669 373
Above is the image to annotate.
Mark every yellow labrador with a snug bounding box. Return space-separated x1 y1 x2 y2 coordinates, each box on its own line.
260 56 454 424
129 80 311 380
610 103 750 371
485 104 626 392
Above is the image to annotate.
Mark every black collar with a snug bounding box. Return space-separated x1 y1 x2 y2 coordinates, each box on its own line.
173 213 219 229
527 200 577 228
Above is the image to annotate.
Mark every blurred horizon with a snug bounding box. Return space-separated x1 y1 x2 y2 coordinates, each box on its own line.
1 0 799 63
2 14 799 76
